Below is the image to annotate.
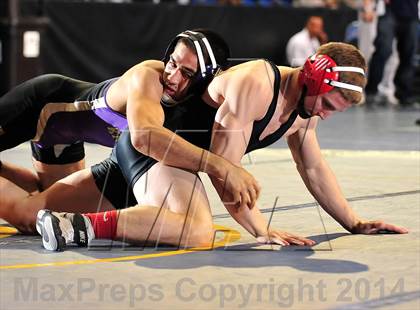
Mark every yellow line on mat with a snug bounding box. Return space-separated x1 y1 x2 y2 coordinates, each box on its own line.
0 226 18 239
0 225 241 270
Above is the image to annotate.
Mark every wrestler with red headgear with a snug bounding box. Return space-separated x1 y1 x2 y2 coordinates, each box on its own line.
36 42 408 252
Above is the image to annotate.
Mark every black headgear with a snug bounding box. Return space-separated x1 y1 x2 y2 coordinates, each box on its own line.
163 30 220 97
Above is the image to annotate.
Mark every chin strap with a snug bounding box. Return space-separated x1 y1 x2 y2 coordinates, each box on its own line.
296 87 313 119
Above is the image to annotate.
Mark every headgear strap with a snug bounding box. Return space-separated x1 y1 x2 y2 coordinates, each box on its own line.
164 30 218 78
161 30 222 105
298 54 365 96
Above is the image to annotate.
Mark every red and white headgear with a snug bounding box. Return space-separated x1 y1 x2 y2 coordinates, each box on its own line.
298 54 365 96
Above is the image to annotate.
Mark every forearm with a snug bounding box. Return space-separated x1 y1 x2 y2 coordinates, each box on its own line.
228 204 269 238
132 125 227 179
210 177 268 237
297 161 361 232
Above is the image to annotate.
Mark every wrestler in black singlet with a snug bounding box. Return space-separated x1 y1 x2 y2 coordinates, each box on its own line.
92 60 298 209
91 94 216 209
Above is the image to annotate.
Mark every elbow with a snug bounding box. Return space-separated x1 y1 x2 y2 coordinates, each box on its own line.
130 126 155 154
130 131 145 153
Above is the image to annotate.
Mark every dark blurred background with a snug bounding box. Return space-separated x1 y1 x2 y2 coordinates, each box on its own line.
0 0 359 95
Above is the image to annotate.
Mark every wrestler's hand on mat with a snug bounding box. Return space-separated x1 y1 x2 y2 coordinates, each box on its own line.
223 164 261 209
256 230 316 246
351 220 409 234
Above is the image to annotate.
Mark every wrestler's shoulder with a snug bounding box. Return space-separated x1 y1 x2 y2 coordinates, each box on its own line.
125 60 165 76
118 60 164 84
213 60 265 89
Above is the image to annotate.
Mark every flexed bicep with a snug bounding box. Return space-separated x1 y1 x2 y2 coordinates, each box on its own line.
126 67 165 132
125 67 167 151
210 106 260 209
211 106 252 164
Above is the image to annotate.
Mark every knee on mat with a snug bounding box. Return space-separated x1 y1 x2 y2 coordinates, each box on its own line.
186 220 215 247
15 218 37 235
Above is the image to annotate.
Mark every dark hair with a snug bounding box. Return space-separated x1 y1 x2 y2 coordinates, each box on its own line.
306 15 323 25
166 28 231 96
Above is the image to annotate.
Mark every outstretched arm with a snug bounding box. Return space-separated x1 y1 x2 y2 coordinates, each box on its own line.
287 121 408 234
211 176 315 246
209 110 314 246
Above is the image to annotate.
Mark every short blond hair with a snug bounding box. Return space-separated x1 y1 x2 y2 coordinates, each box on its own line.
317 42 367 104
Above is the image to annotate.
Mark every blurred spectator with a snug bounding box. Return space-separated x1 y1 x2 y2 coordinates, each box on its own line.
358 0 377 63
286 16 328 67
217 0 242 5
190 0 292 6
342 0 360 9
293 0 339 9
217 0 292 6
358 0 399 105
365 0 419 107
277 0 293 5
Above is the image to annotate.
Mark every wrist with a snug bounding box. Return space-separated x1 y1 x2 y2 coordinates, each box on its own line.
200 151 228 179
348 219 364 234
256 229 270 239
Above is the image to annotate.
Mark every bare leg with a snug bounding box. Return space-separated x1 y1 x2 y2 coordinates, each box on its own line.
0 155 85 192
0 168 114 233
32 158 85 190
0 176 33 232
0 161 40 193
116 163 214 248
116 205 213 248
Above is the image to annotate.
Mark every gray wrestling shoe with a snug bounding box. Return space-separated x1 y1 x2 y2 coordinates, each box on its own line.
36 209 47 235
36 210 95 251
